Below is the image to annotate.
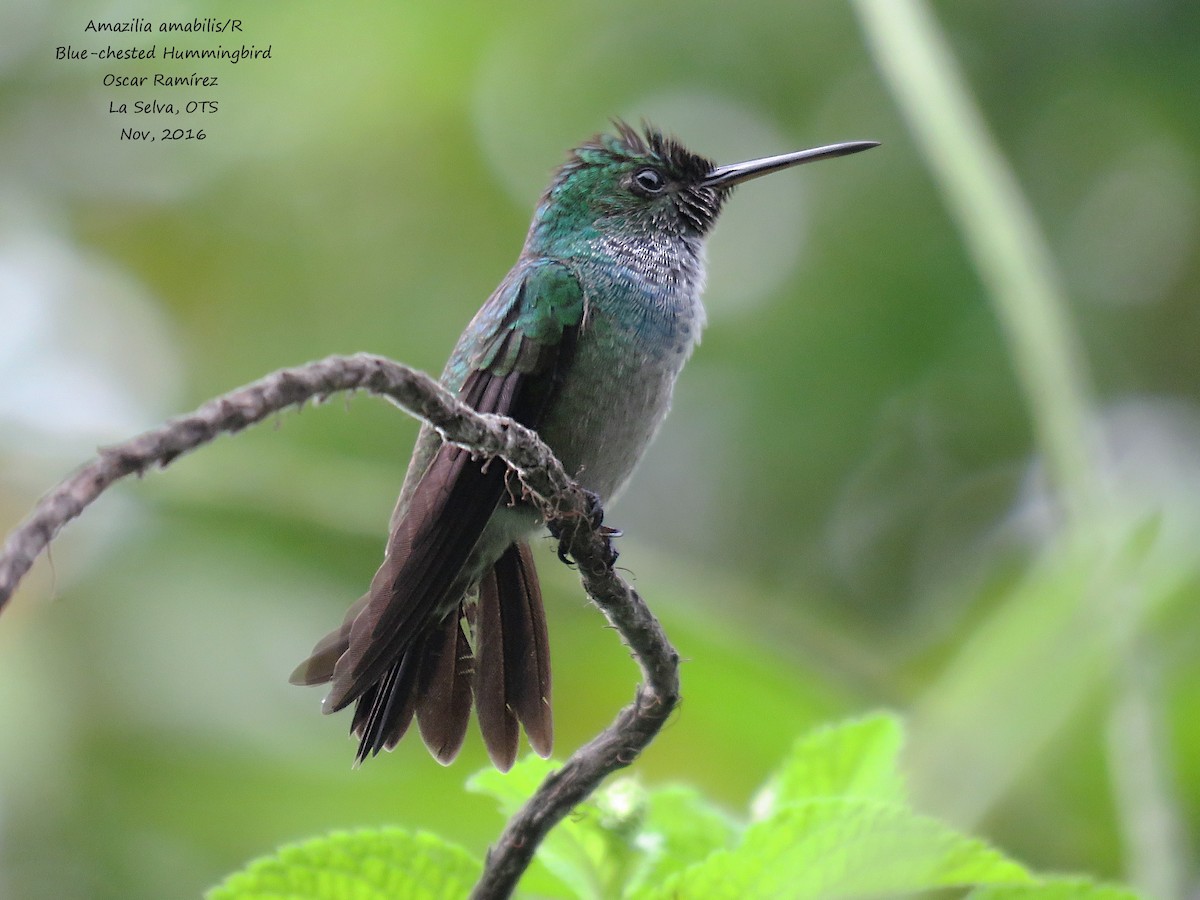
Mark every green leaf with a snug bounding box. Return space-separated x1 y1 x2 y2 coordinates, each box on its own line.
968 878 1144 899
753 712 906 819
624 784 739 895
206 828 481 900
640 798 1032 899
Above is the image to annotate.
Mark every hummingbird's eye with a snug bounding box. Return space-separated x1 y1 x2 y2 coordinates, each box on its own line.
631 167 666 196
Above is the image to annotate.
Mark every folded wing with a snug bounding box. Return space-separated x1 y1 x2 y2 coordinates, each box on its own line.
290 259 584 768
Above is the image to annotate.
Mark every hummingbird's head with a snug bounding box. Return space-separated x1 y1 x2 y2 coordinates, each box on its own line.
527 120 879 254
531 121 725 248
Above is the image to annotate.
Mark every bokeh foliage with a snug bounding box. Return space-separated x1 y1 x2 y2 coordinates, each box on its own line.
1 1 1198 897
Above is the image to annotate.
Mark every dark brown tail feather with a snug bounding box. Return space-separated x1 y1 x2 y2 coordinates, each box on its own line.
415 610 473 764
297 542 552 769
475 547 554 772
350 641 421 765
473 542 553 770
474 565 520 770
495 542 553 757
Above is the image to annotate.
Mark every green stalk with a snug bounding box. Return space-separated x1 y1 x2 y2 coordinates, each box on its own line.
850 2 1186 896
852 0 1095 524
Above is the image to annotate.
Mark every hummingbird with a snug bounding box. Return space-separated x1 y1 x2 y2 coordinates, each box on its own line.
290 121 877 770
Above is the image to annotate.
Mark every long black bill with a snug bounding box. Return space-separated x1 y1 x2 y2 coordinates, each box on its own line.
702 140 880 189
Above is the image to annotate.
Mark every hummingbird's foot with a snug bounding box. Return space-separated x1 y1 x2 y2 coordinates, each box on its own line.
548 490 620 568
553 539 574 567
582 489 605 529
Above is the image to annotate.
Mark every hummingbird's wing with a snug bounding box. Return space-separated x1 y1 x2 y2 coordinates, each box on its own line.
291 258 583 767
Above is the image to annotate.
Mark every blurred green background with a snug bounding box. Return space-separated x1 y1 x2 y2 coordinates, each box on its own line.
2 1 1199 897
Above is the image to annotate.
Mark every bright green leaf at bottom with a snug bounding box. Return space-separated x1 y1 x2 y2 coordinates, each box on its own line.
207 827 481 900
207 718 1140 900
624 784 739 894
968 878 1144 899
638 797 1032 899
753 712 907 819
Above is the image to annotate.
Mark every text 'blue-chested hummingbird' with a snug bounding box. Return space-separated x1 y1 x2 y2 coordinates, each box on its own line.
290 122 877 770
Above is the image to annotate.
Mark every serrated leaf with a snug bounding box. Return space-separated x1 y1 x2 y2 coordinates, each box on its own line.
641 798 1032 899
206 828 480 900
753 712 906 819
624 784 739 895
968 877 1144 899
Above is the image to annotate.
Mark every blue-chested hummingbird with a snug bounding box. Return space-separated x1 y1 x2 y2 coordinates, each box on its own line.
290 122 877 770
